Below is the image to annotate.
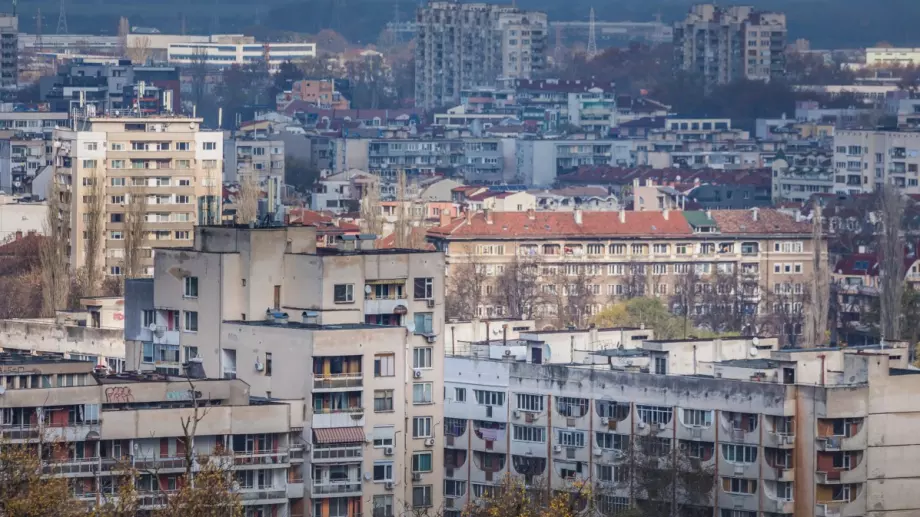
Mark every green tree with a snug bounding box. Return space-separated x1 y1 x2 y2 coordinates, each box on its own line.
285 156 320 194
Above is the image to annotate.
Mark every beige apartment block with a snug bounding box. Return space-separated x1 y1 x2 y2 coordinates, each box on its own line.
51 115 223 277
443 337 919 517
0 355 304 515
832 129 920 194
125 225 447 516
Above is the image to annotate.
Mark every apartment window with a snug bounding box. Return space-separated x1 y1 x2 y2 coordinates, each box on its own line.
596 464 627 483
110 266 122 275
631 244 648 255
203 159 217 168
176 195 190 204
652 244 670 255
412 485 432 508
596 432 629 451
454 388 466 402
413 313 433 334
202 142 217 151
654 357 667 375
175 231 190 240
374 390 394 412
82 159 97 169
175 159 191 169
637 405 672 425
723 477 757 495
413 347 432 369
110 143 124 151
722 444 758 463
110 160 125 169
142 342 154 363
373 461 394 481
372 426 395 447
373 495 394 517
682 409 713 427
556 396 588 417
474 390 505 406
374 354 395 377
110 213 124 223
413 382 433 404
412 452 433 473
445 480 467 498
608 243 626 255
512 425 546 442
184 311 198 332
109 231 123 240
414 277 434 299
142 310 156 328
333 284 354 303
413 417 432 438
516 393 543 412
184 277 199 298
110 177 125 186
556 429 586 447
185 346 199 362
110 195 125 204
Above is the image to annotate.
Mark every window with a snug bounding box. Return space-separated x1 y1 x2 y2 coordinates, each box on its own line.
596 432 629 451
142 342 154 363
413 417 432 438
412 452 433 473
516 393 543 412
202 142 217 151
373 495 394 517
110 177 126 186
185 346 198 362
374 390 394 412
637 405 672 425
413 383 433 404
110 143 124 151
142 310 156 328
413 347 432 369
474 390 505 406
176 195 190 204
596 464 628 483
556 429 586 447
414 277 434 299
512 425 546 442
653 244 670 255
372 426 395 447
556 396 588 417
723 477 757 494
682 409 713 427
82 159 97 169
445 480 467 497
654 357 667 375
412 485 432 508
374 354 395 377
184 311 198 332
454 388 466 402
110 213 124 223
373 462 394 481
722 444 758 463
184 277 198 298
333 284 354 303
413 313 433 334
609 244 626 255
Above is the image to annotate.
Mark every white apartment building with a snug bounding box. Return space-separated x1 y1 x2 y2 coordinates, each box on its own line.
443 336 920 517
497 11 548 80
0 111 69 194
832 129 920 194
515 138 624 186
51 115 223 276
167 42 317 73
0 14 16 89
223 136 285 218
866 47 920 68
124 225 447 516
0 355 304 516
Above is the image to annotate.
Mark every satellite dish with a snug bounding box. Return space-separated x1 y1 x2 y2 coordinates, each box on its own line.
148 323 157 332
364 285 372 294
749 347 759 357
406 321 416 333
0 386 5 395
752 337 760 346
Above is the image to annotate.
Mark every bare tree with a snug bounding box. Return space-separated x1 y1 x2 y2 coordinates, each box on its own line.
764 285 811 348
622 263 648 300
83 167 106 296
189 47 210 114
236 177 260 226
628 435 715 517
359 179 383 236
550 266 596 328
123 188 148 279
670 266 702 338
39 178 70 316
807 200 830 347
877 184 905 342
445 248 488 321
117 17 130 57
126 35 152 65
493 254 543 320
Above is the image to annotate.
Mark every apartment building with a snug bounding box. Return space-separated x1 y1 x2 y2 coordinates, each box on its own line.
771 152 835 202
51 114 223 276
866 47 920 68
511 79 617 132
0 354 304 516
673 4 786 87
415 2 547 109
290 79 350 110
0 14 16 89
515 138 621 186
440 336 920 517
167 42 317 73
223 136 285 218
123 225 447 515
832 129 920 194
428 208 819 338
40 60 181 114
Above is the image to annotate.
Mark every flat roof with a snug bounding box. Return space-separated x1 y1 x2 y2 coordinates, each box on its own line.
781 343 901 353
717 358 788 369
0 354 93 366
523 326 644 334
591 348 650 358
224 320 400 331
645 335 764 344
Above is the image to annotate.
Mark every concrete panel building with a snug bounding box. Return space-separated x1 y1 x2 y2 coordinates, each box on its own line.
832 129 920 194
0 14 16 89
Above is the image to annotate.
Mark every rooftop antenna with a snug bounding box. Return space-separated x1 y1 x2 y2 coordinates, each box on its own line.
11 0 16 16
586 7 598 60
553 25 564 68
56 0 68 35
34 8 42 53
179 12 187 36
209 0 220 34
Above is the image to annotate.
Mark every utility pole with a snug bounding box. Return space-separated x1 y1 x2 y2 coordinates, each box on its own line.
35 8 42 52
56 0 68 35
586 7 598 60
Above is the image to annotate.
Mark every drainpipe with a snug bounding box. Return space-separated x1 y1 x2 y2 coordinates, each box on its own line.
818 354 826 386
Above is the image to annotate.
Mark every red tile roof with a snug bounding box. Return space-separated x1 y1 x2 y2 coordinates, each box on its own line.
287 208 360 233
834 254 878 276
428 211 693 239
377 228 436 250
558 166 771 188
708 209 812 234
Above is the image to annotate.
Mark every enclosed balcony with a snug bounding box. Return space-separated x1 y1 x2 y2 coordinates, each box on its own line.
512 455 546 486
364 280 408 315
719 443 759 478
312 392 364 428
720 411 759 445
676 408 715 442
471 451 506 483
444 417 468 448
445 449 467 478
817 451 866 484
472 420 507 453
636 404 673 436
764 415 795 449
816 483 864 517
764 447 795 482
312 464 363 498
313 356 363 391
817 418 866 451
595 400 631 431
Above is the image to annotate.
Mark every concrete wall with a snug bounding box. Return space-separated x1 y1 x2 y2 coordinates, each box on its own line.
0 319 124 360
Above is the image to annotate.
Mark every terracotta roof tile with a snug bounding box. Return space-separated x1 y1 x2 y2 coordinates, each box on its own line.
708 209 812 235
428 211 693 239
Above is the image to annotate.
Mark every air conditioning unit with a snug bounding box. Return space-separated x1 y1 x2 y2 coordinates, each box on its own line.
426 334 437 344
512 410 521 419
553 445 562 453
445 498 456 509
424 438 435 447
657 422 667 432
426 299 436 308
638 421 647 430
503 349 513 357
412 473 422 481
384 481 395 490
413 369 423 379
446 468 455 477
600 417 610 426
593 447 603 457
384 446 394 456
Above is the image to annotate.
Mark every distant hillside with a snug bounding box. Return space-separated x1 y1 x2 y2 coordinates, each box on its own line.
14 0 917 49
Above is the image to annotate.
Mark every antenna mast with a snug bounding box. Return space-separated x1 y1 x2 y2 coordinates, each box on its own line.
587 7 598 60
56 0 68 35
35 8 42 52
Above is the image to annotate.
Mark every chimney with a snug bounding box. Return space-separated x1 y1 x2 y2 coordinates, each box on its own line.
465 210 472 224
752 207 759 222
574 209 583 225
618 209 626 223
646 179 653 187
663 208 669 220
484 209 493 225
632 178 639 190
526 208 535 220
705 209 712 220
14 230 22 240
439 211 452 227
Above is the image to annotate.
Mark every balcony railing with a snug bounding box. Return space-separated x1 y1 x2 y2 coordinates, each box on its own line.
312 481 363 495
42 457 101 475
233 450 289 466
314 373 364 390
238 487 287 501
313 446 363 463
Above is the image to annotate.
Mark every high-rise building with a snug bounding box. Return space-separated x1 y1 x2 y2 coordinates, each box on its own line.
51 114 223 277
0 14 17 89
672 4 786 87
415 2 547 109
124 225 448 515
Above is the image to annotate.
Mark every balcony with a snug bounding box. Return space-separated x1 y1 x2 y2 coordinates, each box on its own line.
313 409 365 429
312 481 363 497
233 449 289 467
43 423 102 443
238 487 288 505
312 445 363 464
42 457 100 476
0 425 40 440
763 497 794 514
313 373 364 391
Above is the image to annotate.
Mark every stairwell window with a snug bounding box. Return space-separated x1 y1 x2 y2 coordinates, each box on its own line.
183 311 198 332
184 277 198 298
334 284 354 303
414 278 434 299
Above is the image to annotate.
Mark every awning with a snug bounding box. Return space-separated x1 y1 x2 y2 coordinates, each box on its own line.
313 427 366 444
365 279 407 285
